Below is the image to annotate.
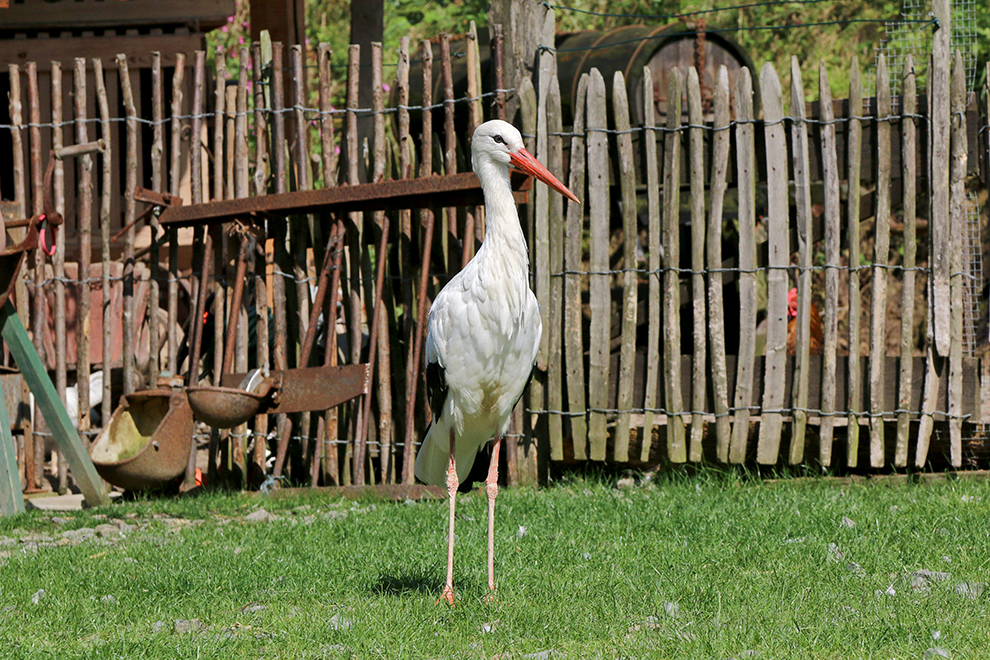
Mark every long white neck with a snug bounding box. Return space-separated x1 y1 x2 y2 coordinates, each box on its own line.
475 156 528 264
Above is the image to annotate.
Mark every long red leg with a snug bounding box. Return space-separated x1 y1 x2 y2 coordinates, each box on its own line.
440 428 457 605
484 436 502 598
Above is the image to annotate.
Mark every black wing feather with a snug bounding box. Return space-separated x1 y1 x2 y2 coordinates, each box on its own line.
426 360 448 422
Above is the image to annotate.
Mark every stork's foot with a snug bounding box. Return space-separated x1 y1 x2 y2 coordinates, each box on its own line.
437 586 456 606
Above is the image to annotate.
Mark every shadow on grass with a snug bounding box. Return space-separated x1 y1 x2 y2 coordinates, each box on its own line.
373 572 446 596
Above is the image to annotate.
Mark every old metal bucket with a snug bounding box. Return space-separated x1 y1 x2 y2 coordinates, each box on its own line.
89 389 194 491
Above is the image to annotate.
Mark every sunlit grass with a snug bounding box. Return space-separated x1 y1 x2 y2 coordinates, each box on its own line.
1 473 988 658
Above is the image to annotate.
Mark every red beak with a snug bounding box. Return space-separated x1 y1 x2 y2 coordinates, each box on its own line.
509 147 580 204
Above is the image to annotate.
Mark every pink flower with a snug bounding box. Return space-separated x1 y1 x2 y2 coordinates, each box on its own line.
334 146 341 155
227 15 235 23
382 82 391 92
238 36 245 45
222 25 229 33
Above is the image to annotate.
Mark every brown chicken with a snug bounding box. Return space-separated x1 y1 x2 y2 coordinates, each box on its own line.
786 287 824 355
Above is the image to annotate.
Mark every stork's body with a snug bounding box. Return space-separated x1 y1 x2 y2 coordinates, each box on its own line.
415 120 578 604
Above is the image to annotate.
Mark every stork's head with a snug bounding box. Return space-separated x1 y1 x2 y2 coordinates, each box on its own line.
472 120 579 203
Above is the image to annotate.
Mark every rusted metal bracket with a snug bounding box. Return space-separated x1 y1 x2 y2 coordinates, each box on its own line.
112 187 183 243
157 170 533 228
219 364 369 416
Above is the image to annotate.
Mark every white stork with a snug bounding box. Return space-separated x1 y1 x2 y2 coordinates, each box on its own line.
415 119 578 604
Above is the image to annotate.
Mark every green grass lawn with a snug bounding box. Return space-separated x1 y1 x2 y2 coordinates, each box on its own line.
1 473 988 659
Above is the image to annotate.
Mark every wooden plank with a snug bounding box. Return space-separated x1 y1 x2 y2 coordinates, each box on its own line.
929 0 951 356
439 33 456 271
586 68 609 462
466 21 484 137
51 62 69 493
729 67 756 464
686 67 706 463
11 64 33 491
895 56 917 467
869 54 892 468
612 70 637 464
168 53 185 377
818 63 840 467
707 66 731 462
788 57 812 465
402 40 435 485
756 63 788 465
94 58 113 433
235 47 250 198
0 379 23 515
0 0 233 29
947 51 966 468
916 54 940 468
1 303 110 508
466 21 485 251
564 74 589 461
148 52 162 385
662 69 685 463
517 74 539 484
846 57 863 467
395 36 414 483
27 62 45 491
371 41 393 484
0 34 203 72
547 74 566 462
640 67 661 463
73 58 93 444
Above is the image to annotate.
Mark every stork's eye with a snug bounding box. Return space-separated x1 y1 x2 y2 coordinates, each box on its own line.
492 134 505 144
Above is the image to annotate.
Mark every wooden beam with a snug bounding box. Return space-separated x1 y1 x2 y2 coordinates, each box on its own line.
0 0 233 30
0 302 109 509
0 34 203 71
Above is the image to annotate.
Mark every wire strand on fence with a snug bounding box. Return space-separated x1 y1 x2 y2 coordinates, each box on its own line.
528 406 971 421
0 88 517 132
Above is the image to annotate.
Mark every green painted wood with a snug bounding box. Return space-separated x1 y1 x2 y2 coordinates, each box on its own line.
0 382 25 516
0 302 109 508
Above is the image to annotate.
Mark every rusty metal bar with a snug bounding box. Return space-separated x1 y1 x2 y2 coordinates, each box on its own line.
221 364 367 417
158 171 530 228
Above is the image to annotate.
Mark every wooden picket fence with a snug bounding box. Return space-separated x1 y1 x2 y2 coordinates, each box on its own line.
2 11 988 495
528 7 987 472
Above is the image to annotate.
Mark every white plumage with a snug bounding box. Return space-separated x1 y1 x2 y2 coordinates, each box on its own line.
414 119 578 604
